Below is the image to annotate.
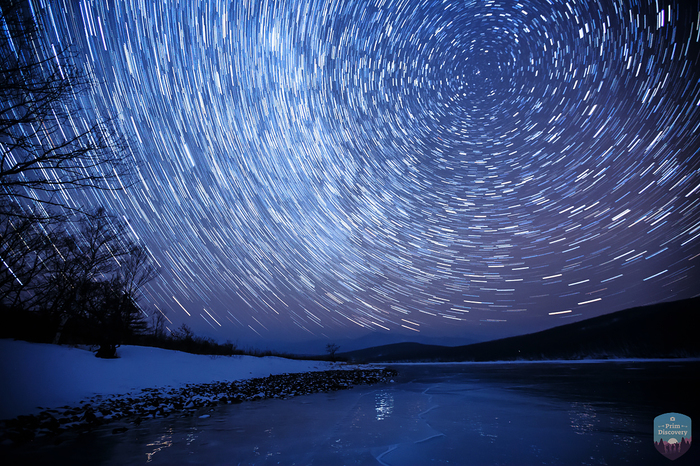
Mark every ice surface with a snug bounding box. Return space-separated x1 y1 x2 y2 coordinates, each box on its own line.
4 361 698 465
0 339 338 420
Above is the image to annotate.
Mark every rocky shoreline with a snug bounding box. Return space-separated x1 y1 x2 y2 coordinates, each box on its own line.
0 367 397 445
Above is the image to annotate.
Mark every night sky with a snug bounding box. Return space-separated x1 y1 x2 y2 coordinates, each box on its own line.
25 0 700 347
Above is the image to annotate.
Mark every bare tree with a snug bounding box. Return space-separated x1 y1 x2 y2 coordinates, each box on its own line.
0 0 131 216
0 210 47 307
113 243 158 303
1 201 158 351
92 282 149 358
26 209 156 352
173 323 195 341
93 241 157 357
39 209 126 339
0 2 153 355
326 343 340 362
149 309 169 339
0 204 66 313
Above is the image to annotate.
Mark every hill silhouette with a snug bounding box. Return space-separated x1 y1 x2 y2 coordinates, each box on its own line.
340 297 700 363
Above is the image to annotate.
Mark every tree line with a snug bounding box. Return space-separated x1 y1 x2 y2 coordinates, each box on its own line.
0 0 158 357
1 206 159 357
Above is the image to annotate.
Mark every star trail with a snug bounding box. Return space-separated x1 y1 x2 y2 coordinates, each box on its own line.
21 0 700 342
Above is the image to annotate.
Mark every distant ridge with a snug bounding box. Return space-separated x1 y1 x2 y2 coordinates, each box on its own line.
341 297 700 363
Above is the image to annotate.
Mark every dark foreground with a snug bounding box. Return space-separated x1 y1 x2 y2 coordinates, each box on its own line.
1 360 698 465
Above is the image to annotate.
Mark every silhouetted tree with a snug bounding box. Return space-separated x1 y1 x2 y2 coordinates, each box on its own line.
0 206 157 355
1 0 131 217
149 309 169 339
326 343 340 362
171 323 197 352
37 209 128 343
173 323 195 341
93 284 148 358
90 240 157 356
1 0 141 351
0 206 63 310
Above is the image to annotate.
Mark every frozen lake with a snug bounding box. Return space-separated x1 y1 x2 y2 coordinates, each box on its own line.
4 360 698 465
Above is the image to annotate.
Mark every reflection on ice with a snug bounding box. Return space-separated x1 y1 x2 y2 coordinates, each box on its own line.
145 429 173 463
374 391 394 421
185 426 198 446
568 401 598 435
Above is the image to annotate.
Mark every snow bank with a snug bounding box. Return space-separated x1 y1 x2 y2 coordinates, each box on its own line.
0 339 336 420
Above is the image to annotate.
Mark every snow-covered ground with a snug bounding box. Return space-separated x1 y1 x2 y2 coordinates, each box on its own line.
0 339 337 420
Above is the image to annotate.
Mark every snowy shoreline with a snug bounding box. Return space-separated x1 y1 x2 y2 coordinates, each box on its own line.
0 339 346 420
1 368 396 445
0 339 396 445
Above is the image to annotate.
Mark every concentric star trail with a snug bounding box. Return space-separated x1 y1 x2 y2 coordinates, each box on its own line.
30 0 700 341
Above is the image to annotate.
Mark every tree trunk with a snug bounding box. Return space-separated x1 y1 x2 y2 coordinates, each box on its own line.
95 343 118 358
52 314 70 344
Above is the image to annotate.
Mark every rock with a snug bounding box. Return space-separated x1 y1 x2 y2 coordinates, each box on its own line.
80 408 97 424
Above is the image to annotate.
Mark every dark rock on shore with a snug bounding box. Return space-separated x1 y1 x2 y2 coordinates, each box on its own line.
0 368 397 445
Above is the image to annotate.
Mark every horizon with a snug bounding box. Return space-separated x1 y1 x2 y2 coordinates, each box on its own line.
194 296 698 355
16 0 700 348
